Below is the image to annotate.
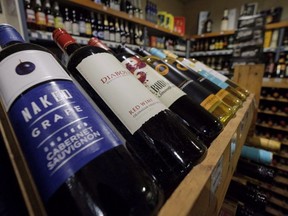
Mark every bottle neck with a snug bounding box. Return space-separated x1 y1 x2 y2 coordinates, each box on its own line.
136 47 151 57
53 28 81 56
118 45 140 58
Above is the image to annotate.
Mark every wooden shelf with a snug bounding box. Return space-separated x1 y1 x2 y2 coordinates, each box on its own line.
158 94 255 216
258 109 288 117
265 21 288 30
259 96 288 103
191 30 235 39
262 78 288 88
190 49 233 57
64 0 187 38
256 123 288 132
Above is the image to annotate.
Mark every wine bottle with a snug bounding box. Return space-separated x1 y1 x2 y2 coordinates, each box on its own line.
114 18 121 43
0 24 164 215
103 14 110 41
88 37 223 146
133 47 235 125
240 145 273 165
227 180 267 210
24 0 37 30
34 0 46 31
63 7 72 34
44 0 54 32
220 9 229 31
164 50 247 101
150 48 242 112
71 9 80 36
96 13 104 40
237 159 276 183
203 12 212 33
53 1 64 29
185 58 249 99
53 28 207 197
78 12 86 37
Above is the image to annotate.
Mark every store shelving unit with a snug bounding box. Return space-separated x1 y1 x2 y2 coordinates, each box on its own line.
2 1 257 215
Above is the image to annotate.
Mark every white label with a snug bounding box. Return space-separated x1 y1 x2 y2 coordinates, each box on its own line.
76 53 167 134
0 50 72 111
194 61 228 82
122 56 186 107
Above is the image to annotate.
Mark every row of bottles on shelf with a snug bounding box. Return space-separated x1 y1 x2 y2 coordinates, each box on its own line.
24 0 146 44
93 0 156 23
256 113 287 129
191 35 234 52
24 0 185 49
259 100 288 115
264 52 288 78
261 87 288 100
0 24 250 215
198 56 231 73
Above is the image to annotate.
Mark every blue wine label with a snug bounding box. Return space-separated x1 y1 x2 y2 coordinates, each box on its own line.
0 50 122 202
197 69 229 89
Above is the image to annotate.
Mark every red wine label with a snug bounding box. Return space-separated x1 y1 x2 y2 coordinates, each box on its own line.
121 56 185 107
76 53 167 134
0 50 122 202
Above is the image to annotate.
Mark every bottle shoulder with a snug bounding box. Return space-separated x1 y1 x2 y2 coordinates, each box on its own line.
0 43 51 61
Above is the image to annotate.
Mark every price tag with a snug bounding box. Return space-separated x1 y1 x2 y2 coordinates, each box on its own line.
31 31 38 38
275 78 282 82
42 32 48 40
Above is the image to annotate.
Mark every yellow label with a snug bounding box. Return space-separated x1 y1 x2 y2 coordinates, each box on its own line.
264 31 272 48
216 89 230 100
200 94 219 110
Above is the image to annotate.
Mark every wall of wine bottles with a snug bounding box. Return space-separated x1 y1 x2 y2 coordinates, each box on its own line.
22 0 187 55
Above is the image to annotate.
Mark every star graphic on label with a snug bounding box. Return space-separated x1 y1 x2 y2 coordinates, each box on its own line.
44 147 49 152
64 132 69 137
50 142 55 147
57 136 61 142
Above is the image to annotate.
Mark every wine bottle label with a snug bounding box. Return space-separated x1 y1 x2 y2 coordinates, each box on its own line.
79 21 86 34
200 94 219 110
36 12 46 25
121 56 186 107
46 14 54 27
215 89 229 100
54 17 64 28
194 61 228 82
85 23 92 35
26 9 36 23
64 21 72 34
0 50 122 201
76 53 167 134
182 59 229 89
72 23 79 35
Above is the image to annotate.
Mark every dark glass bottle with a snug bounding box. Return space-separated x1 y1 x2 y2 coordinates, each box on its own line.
0 24 164 215
96 13 104 40
135 47 235 125
53 28 207 198
203 12 212 33
44 0 54 32
24 0 36 30
88 38 223 146
78 12 86 37
237 159 276 182
227 180 267 210
34 0 46 31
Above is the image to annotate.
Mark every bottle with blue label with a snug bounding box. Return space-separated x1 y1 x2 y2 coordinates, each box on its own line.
0 24 164 215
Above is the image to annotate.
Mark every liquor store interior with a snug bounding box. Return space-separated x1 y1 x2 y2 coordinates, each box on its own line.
0 0 288 215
